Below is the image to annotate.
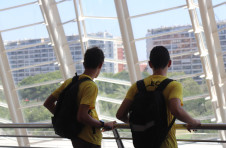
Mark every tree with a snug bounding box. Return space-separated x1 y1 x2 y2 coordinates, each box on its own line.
18 71 61 101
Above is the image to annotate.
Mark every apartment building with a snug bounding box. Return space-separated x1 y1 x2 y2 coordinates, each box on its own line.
5 32 116 84
146 23 226 83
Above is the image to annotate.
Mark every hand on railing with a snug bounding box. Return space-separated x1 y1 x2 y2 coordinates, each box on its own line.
102 121 117 132
186 119 201 132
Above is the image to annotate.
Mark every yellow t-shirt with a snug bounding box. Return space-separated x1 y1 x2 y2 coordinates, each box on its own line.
125 75 183 148
52 74 102 146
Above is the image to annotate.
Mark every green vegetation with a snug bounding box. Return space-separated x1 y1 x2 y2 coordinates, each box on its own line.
18 71 62 102
0 107 11 120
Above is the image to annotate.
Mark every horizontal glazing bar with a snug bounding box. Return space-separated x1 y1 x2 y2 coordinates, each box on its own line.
83 16 117 20
15 79 63 90
213 2 226 8
10 60 57 72
0 22 44 33
95 77 131 86
130 5 187 19
5 41 49 53
0 1 37 12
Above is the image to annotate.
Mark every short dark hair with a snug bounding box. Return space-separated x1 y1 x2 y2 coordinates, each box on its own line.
149 46 170 69
84 47 105 69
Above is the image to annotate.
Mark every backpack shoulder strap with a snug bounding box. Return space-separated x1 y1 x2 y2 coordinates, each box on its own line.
77 77 92 85
72 73 93 84
72 73 79 83
156 78 173 91
136 79 146 92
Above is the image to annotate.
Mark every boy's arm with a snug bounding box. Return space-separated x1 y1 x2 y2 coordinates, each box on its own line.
116 99 133 123
43 94 58 114
77 104 116 129
168 98 201 131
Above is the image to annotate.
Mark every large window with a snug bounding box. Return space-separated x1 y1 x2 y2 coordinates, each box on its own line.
0 0 225 147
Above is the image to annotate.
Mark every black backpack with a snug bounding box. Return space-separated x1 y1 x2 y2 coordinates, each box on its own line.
51 73 92 140
129 78 176 148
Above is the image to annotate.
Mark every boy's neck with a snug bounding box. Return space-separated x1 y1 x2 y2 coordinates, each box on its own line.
152 68 167 76
83 69 98 79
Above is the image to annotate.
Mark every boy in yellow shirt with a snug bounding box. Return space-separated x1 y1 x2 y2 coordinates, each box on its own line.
116 46 200 148
44 47 116 148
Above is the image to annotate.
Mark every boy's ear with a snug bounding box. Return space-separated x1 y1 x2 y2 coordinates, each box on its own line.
98 62 103 69
148 61 153 68
168 60 172 67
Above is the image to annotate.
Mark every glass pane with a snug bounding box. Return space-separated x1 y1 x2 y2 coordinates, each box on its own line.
131 7 191 39
102 139 118 148
122 140 134 148
193 0 198 4
57 0 76 23
4 38 63 86
0 0 36 9
82 0 117 17
195 7 203 26
22 106 52 123
5 41 56 69
0 3 43 30
2 24 49 41
127 0 186 16
74 62 84 75
212 0 226 6
18 82 60 107
213 3 226 22
63 22 80 36
85 19 121 37
214 4 226 72
0 79 11 122
221 29 226 71
223 54 226 71
13 67 62 86
135 40 148 61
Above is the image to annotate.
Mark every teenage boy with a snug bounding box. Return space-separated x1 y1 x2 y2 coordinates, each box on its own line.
44 47 116 148
116 46 200 148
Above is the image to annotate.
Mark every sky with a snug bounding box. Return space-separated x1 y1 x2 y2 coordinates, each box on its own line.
0 0 225 61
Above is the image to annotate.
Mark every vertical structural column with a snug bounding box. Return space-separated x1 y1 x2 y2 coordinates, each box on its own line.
40 0 76 79
0 34 30 146
198 0 226 146
114 0 141 84
73 0 86 56
186 0 218 123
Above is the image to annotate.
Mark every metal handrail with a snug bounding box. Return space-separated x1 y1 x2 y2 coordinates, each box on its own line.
1 123 226 130
1 123 226 145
